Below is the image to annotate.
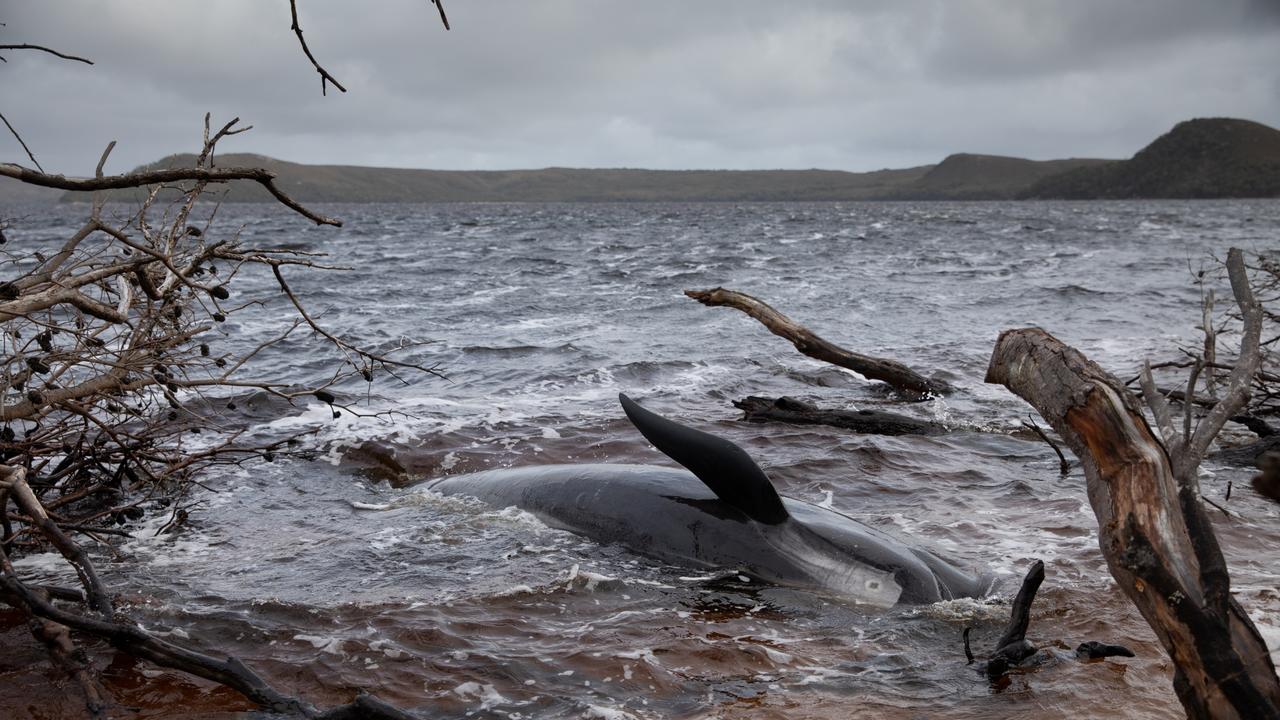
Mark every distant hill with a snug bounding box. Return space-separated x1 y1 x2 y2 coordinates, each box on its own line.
1025 118 1280 199
8 116 1272 205
0 177 63 204
67 154 935 204
904 153 1110 200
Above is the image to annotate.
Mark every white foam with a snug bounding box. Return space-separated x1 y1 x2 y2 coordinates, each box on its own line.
562 563 617 592
816 489 835 509
450 681 509 710
615 648 660 666
582 704 639 720
293 633 346 655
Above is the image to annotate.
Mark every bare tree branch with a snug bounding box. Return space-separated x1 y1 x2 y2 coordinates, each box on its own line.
289 0 348 95
1140 361 1180 449
0 110 44 171
430 0 451 30
0 43 93 64
0 161 341 226
685 286 950 396
1185 248 1263 463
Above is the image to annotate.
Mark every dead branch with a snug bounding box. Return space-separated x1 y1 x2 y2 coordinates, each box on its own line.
685 287 950 396
985 251 1280 719
0 116 438 716
0 43 94 64
733 395 945 435
1201 287 1217 399
0 552 416 718
0 110 44 171
430 0 452 30
0 161 340 226
270 263 443 379
1186 250 1263 465
1019 417 1070 474
288 0 450 95
288 0 348 95
0 467 113 614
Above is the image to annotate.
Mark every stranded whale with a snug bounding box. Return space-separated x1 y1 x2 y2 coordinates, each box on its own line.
427 393 992 607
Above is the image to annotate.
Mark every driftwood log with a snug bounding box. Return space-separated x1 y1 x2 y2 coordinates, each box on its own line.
985 250 1280 720
733 395 946 435
685 287 951 397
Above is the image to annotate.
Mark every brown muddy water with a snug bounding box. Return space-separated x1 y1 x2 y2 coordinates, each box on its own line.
2 200 1278 719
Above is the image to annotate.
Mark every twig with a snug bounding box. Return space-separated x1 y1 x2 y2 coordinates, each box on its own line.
271 264 443 378
0 111 43 171
1021 416 1070 474
289 0 347 95
0 44 93 64
430 0 451 30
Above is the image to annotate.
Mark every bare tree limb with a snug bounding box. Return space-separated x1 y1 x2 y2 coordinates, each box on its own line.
1186 248 1263 464
0 110 44 171
430 0 452 30
0 162 341 226
0 43 93 64
289 0 348 95
1020 416 1070 474
685 287 950 396
1140 361 1180 449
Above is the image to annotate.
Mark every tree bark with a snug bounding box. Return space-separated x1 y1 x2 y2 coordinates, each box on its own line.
685 287 951 397
986 328 1280 719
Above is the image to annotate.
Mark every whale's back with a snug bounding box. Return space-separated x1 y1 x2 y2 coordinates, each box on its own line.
427 463 989 604
428 463 778 573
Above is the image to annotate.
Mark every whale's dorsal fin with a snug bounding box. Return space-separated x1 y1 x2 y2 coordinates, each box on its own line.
619 393 789 525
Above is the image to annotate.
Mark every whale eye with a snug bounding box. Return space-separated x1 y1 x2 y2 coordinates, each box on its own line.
867 580 881 591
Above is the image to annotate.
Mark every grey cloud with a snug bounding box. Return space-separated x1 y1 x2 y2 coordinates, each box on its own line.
2 1 1278 175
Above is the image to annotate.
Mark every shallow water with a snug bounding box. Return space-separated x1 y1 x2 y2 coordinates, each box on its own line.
3 199 1279 719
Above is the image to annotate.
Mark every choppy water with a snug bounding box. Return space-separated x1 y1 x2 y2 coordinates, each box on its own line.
4 200 1280 719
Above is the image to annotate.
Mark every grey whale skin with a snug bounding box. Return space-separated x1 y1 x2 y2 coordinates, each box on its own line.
427 394 992 607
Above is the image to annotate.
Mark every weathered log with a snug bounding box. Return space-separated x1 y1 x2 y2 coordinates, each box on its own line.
685 287 951 397
986 327 1280 719
733 396 946 435
1212 435 1280 466
1230 414 1277 438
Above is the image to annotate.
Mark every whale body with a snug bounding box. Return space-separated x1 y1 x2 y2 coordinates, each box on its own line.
427 394 992 607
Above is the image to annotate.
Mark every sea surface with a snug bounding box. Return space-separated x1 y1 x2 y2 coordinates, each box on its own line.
3 200 1280 719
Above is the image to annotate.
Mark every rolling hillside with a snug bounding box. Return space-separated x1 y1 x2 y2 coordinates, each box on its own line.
1025 118 1280 199
5 117 1273 205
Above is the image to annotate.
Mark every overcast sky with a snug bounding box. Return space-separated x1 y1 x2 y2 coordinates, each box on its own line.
3 1 1279 174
